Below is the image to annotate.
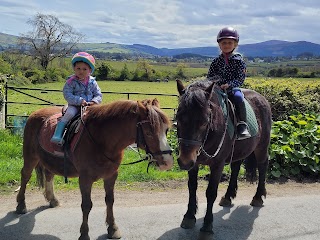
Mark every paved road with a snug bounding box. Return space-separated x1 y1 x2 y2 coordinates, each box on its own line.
1 193 320 240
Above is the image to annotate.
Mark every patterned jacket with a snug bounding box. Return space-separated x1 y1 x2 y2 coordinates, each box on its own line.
63 75 102 106
207 53 246 89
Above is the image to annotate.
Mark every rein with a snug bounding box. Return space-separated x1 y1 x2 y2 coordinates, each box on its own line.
178 89 232 160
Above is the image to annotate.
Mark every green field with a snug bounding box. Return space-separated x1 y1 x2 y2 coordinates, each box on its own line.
6 81 182 123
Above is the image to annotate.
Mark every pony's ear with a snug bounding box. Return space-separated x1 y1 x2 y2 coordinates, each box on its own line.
152 98 160 108
176 79 185 96
137 100 148 119
140 99 151 107
205 81 215 99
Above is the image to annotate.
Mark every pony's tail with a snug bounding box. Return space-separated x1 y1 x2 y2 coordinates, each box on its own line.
244 152 257 183
35 164 45 189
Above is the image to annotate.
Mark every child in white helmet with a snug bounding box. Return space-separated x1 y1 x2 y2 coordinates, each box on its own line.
51 52 102 145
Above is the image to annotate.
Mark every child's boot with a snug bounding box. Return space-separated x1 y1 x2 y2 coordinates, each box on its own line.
50 121 67 145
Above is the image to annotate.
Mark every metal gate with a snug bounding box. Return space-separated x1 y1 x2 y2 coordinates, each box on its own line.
2 83 178 130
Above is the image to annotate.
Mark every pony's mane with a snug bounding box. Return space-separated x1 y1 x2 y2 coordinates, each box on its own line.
180 79 213 110
86 99 171 132
88 100 139 119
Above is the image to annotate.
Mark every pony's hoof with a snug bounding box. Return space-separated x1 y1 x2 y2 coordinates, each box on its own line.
250 198 264 207
107 225 121 239
78 234 90 240
219 196 232 207
49 199 60 208
180 216 196 229
199 224 214 240
16 203 27 214
198 231 214 240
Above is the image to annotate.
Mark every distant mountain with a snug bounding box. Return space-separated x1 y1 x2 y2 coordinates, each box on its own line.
1 32 320 57
239 40 320 57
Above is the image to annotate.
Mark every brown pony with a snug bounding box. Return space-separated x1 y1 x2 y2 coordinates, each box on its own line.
175 79 272 238
16 98 174 240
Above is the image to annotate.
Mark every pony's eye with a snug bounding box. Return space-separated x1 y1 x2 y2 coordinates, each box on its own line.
200 123 207 128
145 129 153 137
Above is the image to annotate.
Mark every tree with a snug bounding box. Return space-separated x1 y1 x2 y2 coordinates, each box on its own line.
175 63 187 79
118 64 130 81
96 63 112 80
137 59 153 80
19 13 84 70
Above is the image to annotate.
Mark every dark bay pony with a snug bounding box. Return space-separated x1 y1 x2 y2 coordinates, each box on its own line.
175 79 272 238
16 98 174 240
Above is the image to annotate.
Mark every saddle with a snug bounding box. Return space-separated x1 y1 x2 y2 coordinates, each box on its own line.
215 89 259 140
39 113 84 158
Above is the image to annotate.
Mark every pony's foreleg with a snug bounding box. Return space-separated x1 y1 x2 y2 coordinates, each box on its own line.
180 165 199 229
78 175 93 240
16 165 34 214
43 169 59 208
199 161 225 237
104 173 121 239
219 160 244 207
251 156 268 207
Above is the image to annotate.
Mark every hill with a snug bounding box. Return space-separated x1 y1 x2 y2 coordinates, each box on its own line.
1 32 320 57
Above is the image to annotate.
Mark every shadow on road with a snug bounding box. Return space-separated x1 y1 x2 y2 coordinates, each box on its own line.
157 205 261 240
0 206 60 240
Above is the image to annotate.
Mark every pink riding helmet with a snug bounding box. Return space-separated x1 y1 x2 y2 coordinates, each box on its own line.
72 52 96 74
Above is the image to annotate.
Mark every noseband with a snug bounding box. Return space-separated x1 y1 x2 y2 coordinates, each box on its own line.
136 120 173 158
178 111 214 157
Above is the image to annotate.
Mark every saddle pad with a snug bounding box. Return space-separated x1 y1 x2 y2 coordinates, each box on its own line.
39 113 84 158
215 89 259 139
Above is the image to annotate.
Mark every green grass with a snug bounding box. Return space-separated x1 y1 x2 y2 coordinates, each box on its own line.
0 127 218 193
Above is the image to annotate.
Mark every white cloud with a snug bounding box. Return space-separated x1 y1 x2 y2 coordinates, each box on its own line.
0 0 319 48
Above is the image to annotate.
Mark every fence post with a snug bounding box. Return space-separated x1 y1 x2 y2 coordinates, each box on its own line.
0 79 6 129
0 103 4 129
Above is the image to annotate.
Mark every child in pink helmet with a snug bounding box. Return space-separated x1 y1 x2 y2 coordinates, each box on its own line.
51 52 102 145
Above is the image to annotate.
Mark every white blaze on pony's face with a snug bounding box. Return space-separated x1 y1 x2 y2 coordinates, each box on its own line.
138 99 174 171
157 123 174 171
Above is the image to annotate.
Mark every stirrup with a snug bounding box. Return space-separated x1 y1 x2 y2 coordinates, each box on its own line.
236 121 251 140
51 137 65 146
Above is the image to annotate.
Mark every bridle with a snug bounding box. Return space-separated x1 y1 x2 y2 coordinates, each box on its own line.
178 92 230 160
122 119 173 170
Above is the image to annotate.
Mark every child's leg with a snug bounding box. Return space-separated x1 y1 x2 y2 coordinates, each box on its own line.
51 105 79 144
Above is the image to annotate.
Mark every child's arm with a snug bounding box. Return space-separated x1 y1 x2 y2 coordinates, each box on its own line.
63 82 84 106
90 81 102 104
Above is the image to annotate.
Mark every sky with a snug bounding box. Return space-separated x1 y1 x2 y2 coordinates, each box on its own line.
0 0 320 49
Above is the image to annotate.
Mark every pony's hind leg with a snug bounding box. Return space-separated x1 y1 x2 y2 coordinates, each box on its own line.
104 173 121 239
180 165 199 229
219 160 244 207
251 152 268 207
16 164 34 214
43 168 60 208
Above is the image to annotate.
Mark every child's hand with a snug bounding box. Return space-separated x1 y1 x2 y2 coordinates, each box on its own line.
87 101 96 106
220 84 229 90
81 100 87 106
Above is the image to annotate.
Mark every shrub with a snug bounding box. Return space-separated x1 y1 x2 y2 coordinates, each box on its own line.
269 113 320 180
45 68 67 82
246 78 320 121
24 69 46 84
